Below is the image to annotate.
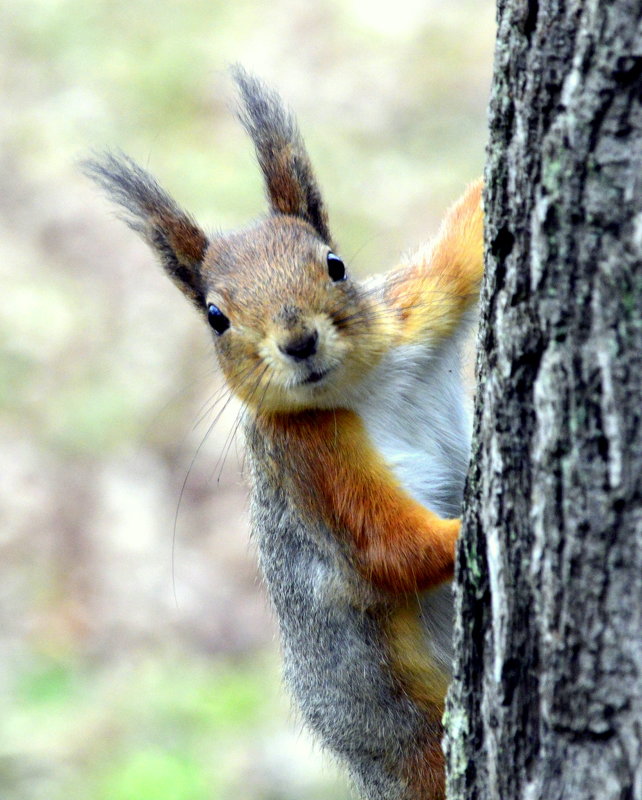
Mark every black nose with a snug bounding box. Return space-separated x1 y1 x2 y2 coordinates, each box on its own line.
280 331 318 361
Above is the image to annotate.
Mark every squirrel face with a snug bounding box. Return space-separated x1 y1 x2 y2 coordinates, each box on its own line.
202 216 388 413
83 67 392 415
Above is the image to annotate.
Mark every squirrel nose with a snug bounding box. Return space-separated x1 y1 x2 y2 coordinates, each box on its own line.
280 331 318 361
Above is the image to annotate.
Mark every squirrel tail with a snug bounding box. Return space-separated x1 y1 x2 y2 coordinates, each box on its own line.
386 179 484 344
431 177 484 289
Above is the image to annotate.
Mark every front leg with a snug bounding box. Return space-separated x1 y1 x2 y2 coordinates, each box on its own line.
260 409 459 595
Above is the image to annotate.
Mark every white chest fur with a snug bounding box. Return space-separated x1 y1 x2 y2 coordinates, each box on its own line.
351 341 471 519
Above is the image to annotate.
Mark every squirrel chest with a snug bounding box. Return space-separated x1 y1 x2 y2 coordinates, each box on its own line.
352 340 471 520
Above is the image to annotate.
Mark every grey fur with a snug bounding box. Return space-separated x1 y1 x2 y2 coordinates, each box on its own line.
82 152 208 306
232 65 332 244
247 423 456 800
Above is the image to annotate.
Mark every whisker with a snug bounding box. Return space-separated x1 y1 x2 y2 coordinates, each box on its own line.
192 362 261 431
172 361 263 607
218 380 267 485
134 364 218 458
334 304 423 327
344 233 387 268
192 384 230 431
215 401 245 485
171 398 227 608
240 373 275 483
332 287 478 330
341 269 475 305
212 364 270 483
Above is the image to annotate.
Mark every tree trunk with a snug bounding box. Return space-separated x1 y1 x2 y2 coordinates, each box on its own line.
444 1 642 798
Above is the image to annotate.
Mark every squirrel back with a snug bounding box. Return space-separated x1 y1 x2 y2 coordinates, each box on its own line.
84 67 483 800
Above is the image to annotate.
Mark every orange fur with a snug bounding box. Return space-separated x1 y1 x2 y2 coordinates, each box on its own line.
386 179 484 344
259 409 459 594
385 602 450 710
402 740 446 800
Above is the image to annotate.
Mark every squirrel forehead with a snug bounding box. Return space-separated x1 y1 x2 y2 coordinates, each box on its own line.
202 217 330 301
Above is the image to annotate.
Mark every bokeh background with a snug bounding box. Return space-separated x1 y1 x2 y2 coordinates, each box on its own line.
2 2 495 798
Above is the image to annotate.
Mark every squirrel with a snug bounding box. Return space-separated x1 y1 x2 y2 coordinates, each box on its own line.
84 67 483 800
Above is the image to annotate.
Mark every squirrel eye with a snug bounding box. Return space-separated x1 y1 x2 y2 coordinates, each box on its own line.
327 252 346 282
207 303 230 335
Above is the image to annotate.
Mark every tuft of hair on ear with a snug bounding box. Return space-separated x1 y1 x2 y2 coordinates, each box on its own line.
231 65 333 245
82 151 209 308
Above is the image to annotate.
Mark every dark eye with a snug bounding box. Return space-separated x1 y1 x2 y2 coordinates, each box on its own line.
327 252 346 282
207 303 230 335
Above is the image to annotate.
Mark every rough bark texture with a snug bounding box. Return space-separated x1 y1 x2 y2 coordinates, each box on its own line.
444 1 642 798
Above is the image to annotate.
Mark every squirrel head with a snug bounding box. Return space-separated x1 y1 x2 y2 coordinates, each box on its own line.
84 67 390 414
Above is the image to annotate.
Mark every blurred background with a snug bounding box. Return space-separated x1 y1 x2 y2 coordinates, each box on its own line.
2 1 494 798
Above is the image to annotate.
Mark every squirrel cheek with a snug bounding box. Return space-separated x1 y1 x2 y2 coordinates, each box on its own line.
312 315 348 365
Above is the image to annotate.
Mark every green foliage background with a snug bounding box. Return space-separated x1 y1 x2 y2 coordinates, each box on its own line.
2 1 494 797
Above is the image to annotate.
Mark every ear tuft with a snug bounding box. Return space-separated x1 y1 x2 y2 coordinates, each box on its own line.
82 152 208 307
231 65 332 244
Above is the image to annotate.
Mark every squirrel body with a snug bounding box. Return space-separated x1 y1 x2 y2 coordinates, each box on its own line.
85 67 483 800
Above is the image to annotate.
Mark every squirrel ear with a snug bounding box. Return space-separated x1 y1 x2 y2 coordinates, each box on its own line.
232 66 332 244
82 153 208 308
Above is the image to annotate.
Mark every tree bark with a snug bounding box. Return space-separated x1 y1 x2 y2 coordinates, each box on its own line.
444 1 642 798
